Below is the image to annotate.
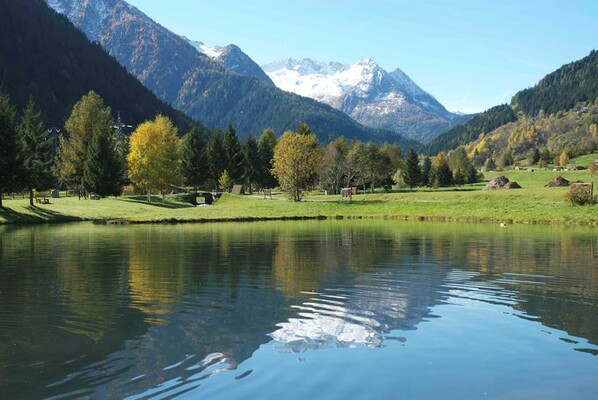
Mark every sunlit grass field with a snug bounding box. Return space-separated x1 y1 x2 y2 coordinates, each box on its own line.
1 169 596 226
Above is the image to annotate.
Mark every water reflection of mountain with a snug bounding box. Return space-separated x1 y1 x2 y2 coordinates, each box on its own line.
1 222 597 398
270 225 449 350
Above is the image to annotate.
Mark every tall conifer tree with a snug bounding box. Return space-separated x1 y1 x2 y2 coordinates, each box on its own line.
181 126 208 186
53 91 113 196
18 99 53 205
0 92 19 207
257 128 277 189
243 134 260 193
223 123 244 183
402 148 421 189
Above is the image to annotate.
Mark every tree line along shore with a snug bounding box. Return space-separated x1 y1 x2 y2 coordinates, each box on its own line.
1 90 596 226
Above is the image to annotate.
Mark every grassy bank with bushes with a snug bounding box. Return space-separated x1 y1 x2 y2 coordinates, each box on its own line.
0 170 596 226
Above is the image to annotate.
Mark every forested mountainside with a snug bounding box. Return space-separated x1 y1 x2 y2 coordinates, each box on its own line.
512 50 598 117
422 105 517 155
45 0 419 147
0 0 197 132
423 50 598 157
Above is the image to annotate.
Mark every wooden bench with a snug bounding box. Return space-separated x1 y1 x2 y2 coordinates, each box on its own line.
263 189 272 199
35 192 50 204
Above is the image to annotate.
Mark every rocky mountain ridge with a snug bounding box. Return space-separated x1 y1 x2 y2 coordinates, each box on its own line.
263 57 471 142
44 0 419 147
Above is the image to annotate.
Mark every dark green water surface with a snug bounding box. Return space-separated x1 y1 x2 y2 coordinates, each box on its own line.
0 221 597 399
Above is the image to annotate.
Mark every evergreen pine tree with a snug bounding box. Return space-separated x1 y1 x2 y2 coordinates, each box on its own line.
18 99 54 205
421 157 432 186
207 129 226 188
82 129 123 197
53 91 113 195
0 92 19 207
453 169 465 185
243 135 260 193
433 160 453 187
297 121 314 136
485 157 496 171
402 148 421 189
257 128 278 189
181 126 208 186
223 123 244 183
466 164 480 184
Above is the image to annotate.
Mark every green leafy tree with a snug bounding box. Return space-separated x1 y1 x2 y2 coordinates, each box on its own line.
127 115 182 202
0 92 20 207
320 137 349 194
449 147 478 184
361 142 391 193
347 140 367 189
499 150 514 169
82 128 123 197
243 135 260 194
181 126 208 186
218 169 232 192
380 142 402 188
223 123 245 183
402 148 421 189
257 128 278 189
272 131 323 201
431 152 453 188
53 91 113 195
18 99 53 205
380 142 402 171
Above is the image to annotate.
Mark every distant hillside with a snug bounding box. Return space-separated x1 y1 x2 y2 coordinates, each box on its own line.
423 50 598 155
0 0 197 132
45 0 419 147
464 103 598 167
422 105 516 155
513 50 598 116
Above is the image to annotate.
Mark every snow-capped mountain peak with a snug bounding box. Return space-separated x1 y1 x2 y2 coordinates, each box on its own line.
183 37 272 84
263 57 469 142
186 39 225 59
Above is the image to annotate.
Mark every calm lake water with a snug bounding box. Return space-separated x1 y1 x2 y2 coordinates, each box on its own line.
0 221 597 399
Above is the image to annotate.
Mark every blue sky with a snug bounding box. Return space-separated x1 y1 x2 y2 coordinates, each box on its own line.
126 0 597 114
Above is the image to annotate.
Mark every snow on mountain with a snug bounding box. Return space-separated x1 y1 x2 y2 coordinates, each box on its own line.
187 40 225 59
264 58 388 107
263 57 469 142
184 38 272 84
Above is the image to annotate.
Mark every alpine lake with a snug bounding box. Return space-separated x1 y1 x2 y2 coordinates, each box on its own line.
0 220 597 399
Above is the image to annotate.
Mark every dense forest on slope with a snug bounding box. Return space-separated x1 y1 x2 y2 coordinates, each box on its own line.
424 50 598 156
512 50 598 116
0 0 197 132
465 102 598 167
421 105 517 155
45 0 420 147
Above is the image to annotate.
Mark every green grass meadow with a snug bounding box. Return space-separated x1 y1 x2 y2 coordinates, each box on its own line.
1 169 596 226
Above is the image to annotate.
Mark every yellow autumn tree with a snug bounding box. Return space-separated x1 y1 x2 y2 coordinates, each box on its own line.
127 115 183 202
271 130 323 201
559 151 569 168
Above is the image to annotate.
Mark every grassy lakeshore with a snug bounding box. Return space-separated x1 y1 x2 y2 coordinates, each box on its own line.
0 170 596 226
